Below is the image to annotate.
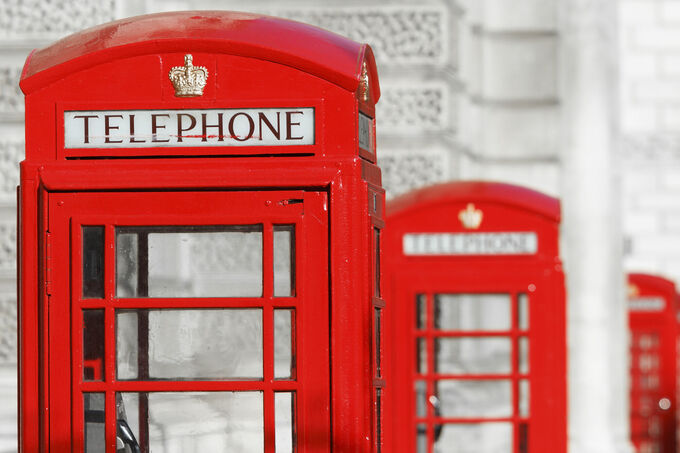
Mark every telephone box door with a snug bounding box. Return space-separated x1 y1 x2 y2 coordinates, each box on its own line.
393 267 556 453
46 190 329 452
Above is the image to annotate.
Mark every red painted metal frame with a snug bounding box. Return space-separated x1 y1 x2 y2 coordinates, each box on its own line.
627 273 678 453
19 11 383 453
383 181 567 453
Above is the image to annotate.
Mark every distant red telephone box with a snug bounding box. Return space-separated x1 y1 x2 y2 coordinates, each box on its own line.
627 273 678 453
18 12 384 452
384 182 567 453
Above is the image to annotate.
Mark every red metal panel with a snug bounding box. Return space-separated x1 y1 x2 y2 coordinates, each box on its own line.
628 273 678 453
384 181 566 453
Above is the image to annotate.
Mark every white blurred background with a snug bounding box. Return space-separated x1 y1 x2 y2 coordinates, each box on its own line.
0 0 676 451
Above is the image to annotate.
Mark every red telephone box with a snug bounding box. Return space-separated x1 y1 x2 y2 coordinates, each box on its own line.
384 181 567 453
627 273 678 453
18 11 385 452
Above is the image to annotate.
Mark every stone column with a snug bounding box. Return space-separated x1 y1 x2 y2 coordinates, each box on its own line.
560 1 632 452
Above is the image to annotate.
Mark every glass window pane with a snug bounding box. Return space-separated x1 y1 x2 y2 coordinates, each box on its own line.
117 309 263 380
438 380 512 418
83 310 105 382
434 294 511 331
519 337 529 374
375 308 382 378
518 293 529 330
274 225 295 297
415 380 427 417
416 424 427 453
116 226 263 298
375 388 382 453
435 423 512 453
374 228 381 298
520 379 530 417
118 392 263 452
435 337 512 374
417 338 427 374
275 392 295 453
84 393 105 453
416 294 426 330
83 226 105 298
274 309 294 380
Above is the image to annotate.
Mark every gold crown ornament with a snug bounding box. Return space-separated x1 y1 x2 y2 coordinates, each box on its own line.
169 54 208 97
458 203 483 229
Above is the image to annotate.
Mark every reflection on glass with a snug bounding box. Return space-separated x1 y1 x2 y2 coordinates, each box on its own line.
274 226 295 297
519 337 529 374
83 310 105 382
84 393 105 453
417 338 427 374
434 294 511 331
275 392 295 453
117 309 263 380
274 309 294 380
83 226 105 298
415 380 427 417
518 294 529 330
435 337 512 374
520 379 530 417
435 423 513 453
519 422 528 453
116 226 263 298
375 308 382 377
438 380 512 418
416 294 426 330
119 392 263 453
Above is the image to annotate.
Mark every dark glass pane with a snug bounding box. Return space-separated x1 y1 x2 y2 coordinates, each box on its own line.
416 294 426 330
83 310 105 381
375 308 382 377
376 388 382 453
82 226 105 298
374 228 381 298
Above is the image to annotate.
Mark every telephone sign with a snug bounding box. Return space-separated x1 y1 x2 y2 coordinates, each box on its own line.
384 181 567 453
19 11 383 452
627 273 678 453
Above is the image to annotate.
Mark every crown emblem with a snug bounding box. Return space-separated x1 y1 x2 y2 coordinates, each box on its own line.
359 61 370 102
627 283 640 299
169 54 208 97
458 203 483 229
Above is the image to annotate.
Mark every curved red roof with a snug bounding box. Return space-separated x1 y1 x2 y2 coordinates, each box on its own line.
20 10 380 98
628 273 676 293
387 181 561 222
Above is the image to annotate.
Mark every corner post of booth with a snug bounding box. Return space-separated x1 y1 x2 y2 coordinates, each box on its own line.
18 11 383 452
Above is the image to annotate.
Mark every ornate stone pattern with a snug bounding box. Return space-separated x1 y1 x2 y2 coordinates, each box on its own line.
0 0 116 37
0 223 16 273
0 67 24 114
0 141 22 200
378 85 450 132
269 7 447 64
0 294 17 363
621 134 680 161
379 152 448 198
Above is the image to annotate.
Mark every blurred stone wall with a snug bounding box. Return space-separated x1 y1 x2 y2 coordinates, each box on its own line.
620 0 680 282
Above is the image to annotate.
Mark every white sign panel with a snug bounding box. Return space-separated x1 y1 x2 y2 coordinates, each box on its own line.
64 108 315 148
403 232 538 256
629 297 666 312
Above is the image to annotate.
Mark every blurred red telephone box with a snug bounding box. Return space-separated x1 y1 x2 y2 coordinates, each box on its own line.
18 11 385 452
384 181 566 453
627 273 678 453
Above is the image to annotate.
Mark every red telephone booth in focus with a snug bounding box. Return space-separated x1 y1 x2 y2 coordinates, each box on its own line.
627 273 678 453
18 11 384 452
384 181 566 453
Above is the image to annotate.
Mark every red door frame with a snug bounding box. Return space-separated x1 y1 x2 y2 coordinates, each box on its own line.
628 273 678 453
384 181 567 453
